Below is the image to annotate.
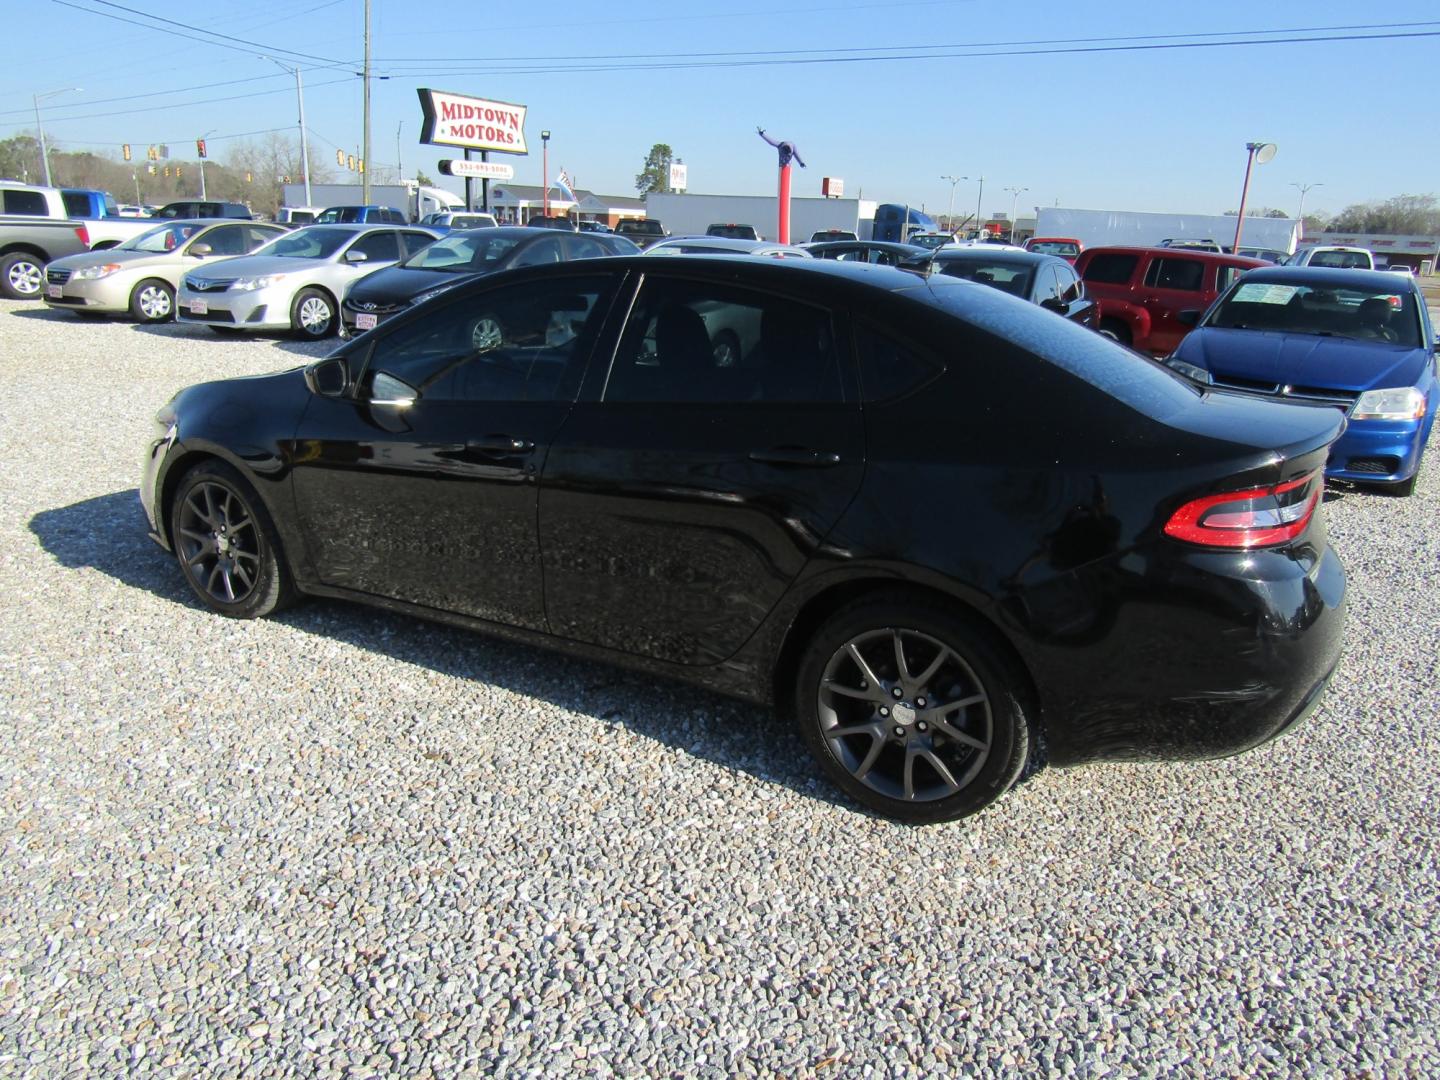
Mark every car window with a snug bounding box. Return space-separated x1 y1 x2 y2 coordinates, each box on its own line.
1081 253 1138 284
1214 265 1246 294
855 325 944 404
1144 257 1205 292
399 231 437 259
605 277 842 404
245 225 284 249
124 222 202 252
3 189 49 216
1035 265 1063 304
511 236 565 267
254 228 357 259
361 275 614 403
936 259 1035 298
1311 250 1370 269
1057 266 1083 304
61 191 91 217
562 235 610 261
197 224 250 256
348 231 401 263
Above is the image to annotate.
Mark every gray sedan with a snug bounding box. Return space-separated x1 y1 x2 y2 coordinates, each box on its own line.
42 220 285 323
175 224 439 338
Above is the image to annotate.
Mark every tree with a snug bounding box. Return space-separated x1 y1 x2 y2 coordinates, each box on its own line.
226 133 334 215
415 169 435 186
0 135 41 183
635 143 673 196
1328 194 1440 235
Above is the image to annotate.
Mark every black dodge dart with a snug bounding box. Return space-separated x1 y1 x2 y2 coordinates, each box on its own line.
142 256 1346 823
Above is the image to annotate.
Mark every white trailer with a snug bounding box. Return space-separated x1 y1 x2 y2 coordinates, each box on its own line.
644 193 879 242
281 183 463 222
1035 207 1300 254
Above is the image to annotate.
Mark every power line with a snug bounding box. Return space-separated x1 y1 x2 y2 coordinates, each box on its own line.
0 72 305 120
7 76 354 126
47 125 293 148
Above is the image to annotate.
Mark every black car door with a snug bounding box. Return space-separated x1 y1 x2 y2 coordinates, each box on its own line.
289 271 621 629
538 271 866 666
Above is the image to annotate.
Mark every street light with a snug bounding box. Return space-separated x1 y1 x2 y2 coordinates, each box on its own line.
33 87 81 187
972 174 986 237
1004 186 1029 241
541 130 551 217
940 174 964 232
1291 181 1323 236
197 129 216 199
261 57 312 209
1233 141 1277 251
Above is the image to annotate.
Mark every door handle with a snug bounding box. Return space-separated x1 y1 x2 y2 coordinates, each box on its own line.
466 435 534 454
748 446 842 467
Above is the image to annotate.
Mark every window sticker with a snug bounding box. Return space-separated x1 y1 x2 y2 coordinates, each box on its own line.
1232 283 1300 305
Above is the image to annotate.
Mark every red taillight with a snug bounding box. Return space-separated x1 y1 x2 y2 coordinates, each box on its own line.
1163 471 1321 548
74 224 90 246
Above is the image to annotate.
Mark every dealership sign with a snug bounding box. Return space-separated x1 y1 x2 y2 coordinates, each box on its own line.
418 89 528 154
439 159 515 180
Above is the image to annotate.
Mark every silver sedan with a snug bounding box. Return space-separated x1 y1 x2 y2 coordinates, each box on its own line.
42 220 285 323
175 224 440 338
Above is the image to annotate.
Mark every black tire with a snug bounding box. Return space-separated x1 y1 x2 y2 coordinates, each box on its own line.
129 278 175 323
794 593 1034 824
169 461 296 619
290 287 336 339
1098 318 1131 346
1380 472 1418 497
1 252 45 299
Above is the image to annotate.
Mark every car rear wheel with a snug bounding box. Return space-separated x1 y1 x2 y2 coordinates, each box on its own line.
1 253 44 299
1099 318 1131 346
129 278 175 323
795 595 1033 824
170 461 295 619
291 287 336 338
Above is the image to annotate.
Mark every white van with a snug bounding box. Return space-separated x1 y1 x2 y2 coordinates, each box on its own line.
277 206 321 227
1287 245 1374 270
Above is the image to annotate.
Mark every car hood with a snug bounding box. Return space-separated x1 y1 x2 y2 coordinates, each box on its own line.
49 248 170 271
1176 327 1430 393
345 264 486 305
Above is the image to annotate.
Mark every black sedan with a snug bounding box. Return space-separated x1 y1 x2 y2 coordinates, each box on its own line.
143 257 1346 823
803 239 929 266
900 247 1099 329
339 226 638 336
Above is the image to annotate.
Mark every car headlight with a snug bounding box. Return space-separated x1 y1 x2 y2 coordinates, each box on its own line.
231 273 290 292
72 263 123 280
1352 387 1426 421
1165 357 1212 385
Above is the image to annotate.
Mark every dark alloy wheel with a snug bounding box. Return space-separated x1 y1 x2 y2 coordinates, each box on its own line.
170 462 294 618
795 596 1033 823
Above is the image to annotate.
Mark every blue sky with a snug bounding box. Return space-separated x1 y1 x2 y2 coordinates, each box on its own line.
5 1 1437 217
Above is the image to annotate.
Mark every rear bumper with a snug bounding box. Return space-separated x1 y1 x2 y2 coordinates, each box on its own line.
1023 538 1347 767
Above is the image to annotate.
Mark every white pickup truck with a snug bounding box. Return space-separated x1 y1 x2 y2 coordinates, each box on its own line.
58 188 158 249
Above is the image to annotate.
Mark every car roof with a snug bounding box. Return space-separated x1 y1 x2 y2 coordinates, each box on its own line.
1238 265 1419 290
646 236 806 254
928 248 1066 267
804 240 926 253
1082 245 1268 264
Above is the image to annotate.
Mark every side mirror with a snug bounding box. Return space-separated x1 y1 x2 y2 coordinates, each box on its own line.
1177 309 1202 327
1040 297 1067 314
188 243 212 258
305 357 349 397
344 249 370 264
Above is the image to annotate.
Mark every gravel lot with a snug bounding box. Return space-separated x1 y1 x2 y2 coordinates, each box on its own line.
0 299 1437 1078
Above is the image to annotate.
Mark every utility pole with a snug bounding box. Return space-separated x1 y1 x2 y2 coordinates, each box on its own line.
940 174 963 232
396 121 403 187
33 87 81 187
262 58 312 209
973 175 985 237
362 0 372 205
1291 181 1322 236
1004 186 1028 241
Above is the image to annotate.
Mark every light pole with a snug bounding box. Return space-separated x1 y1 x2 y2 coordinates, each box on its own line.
1004 186 1029 242
972 174 986 237
33 87 81 187
396 121 403 187
262 57 312 209
361 0 372 204
1291 181 1322 236
197 128 216 199
1233 141 1277 251
940 174 964 232
541 130 551 217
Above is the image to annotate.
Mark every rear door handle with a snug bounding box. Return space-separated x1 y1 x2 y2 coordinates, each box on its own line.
748 446 842 467
466 435 534 455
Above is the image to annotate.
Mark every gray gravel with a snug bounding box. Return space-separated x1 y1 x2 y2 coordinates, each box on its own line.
0 299 1437 1078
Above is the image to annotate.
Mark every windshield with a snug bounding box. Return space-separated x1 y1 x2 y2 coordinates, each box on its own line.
315 207 365 224
402 232 521 271
1028 240 1078 256
122 221 205 252
1205 281 1421 347
911 234 951 250
935 259 1035 298
250 227 357 260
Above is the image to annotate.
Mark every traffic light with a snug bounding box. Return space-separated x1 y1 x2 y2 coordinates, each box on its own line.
358 158 365 175
196 138 207 159
122 144 131 161
163 166 170 177
176 166 183 177
245 171 252 183
336 148 344 167
147 164 156 175
347 155 355 171
148 145 158 161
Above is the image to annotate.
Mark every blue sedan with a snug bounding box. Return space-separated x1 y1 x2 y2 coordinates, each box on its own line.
1168 266 1438 495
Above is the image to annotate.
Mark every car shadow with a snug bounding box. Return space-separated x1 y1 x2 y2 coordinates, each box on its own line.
28 489 840 813
8 305 81 322
125 320 336 359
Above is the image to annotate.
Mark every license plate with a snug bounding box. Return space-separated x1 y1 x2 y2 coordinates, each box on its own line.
47 285 62 298
356 313 378 330
189 300 208 315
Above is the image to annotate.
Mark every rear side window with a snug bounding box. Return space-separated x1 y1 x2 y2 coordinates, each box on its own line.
1081 253 1138 284
61 191 92 217
855 325 943 404
1058 265 1083 303
1144 257 1204 291
4 189 49 216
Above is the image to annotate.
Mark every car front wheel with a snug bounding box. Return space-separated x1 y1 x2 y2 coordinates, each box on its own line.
291 287 336 338
129 278 175 323
795 595 1033 824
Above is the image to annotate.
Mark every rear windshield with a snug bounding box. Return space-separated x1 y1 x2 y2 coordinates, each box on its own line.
1309 250 1371 269
251 227 357 259
402 231 521 271
707 225 758 239
1028 240 1078 256
618 220 663 235
315 207 363 224
934 259 1034 298
1204 281 1421 347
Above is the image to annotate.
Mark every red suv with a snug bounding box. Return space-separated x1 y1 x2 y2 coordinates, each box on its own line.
1074 246 1267 355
